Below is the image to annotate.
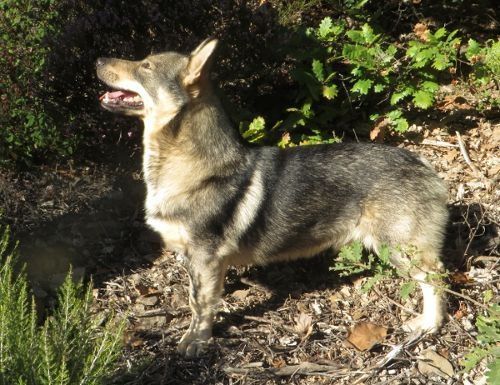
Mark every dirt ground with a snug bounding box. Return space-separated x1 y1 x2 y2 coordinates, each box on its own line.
0 97 498 384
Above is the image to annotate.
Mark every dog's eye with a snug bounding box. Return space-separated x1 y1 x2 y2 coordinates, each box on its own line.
141 61 152 70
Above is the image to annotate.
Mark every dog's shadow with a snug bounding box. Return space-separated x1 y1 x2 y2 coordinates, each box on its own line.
219 252 343 329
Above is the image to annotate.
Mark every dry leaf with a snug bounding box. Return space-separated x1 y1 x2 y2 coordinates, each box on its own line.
294 313 313 337
129 336 145 348
231 289 250 301
345 322 387 351
134 282 155 296
414 23 430 42
454 302 468 320
444 148 459 163
271 357 286 368
450 271 471 284
370 118 389 142
417 349 454 378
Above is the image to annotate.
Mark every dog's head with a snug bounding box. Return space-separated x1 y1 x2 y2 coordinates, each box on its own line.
96 39 218 125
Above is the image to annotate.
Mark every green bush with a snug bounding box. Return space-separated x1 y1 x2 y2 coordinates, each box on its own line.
1 0 290 166
240 2 499 146
462 296 500 385
268 18 497 145
0 0 76 166
0 225 124 385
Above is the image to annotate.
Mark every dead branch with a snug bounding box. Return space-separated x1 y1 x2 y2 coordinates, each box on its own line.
421 139 459 148
455 131 483 177
224 361 344 378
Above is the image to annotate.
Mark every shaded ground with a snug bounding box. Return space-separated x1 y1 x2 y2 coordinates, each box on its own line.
1 100 498 384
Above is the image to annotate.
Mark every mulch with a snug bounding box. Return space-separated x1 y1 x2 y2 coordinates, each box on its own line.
0 100 498 384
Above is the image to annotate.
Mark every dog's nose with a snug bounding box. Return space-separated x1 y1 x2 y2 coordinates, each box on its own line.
96 57 106 67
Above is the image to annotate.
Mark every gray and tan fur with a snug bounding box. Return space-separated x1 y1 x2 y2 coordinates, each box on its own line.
96 39 449 357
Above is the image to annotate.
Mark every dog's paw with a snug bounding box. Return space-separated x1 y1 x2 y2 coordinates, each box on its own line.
401 313 443 334
177 332 211 358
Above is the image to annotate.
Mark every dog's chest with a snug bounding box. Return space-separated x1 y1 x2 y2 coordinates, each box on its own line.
144 185 192 253
145 214 190 253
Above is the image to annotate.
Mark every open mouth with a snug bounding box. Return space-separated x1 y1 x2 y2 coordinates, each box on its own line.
99 89 144 110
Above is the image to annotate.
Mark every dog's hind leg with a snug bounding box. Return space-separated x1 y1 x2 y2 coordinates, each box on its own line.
177 253 227 357
385 246 446 334
357 211 447 334
402 255 446 333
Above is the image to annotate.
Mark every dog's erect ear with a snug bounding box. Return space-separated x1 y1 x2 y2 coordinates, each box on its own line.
185 38 218 86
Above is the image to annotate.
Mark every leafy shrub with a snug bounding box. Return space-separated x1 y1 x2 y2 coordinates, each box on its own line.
244 3 499 146
330 242 420 298
462 296 500 385
0 225 124 384
1 0 289 166
265 19 465 145
0 0 76 166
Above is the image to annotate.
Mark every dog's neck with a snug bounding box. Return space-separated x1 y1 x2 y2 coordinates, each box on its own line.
141 95 248 190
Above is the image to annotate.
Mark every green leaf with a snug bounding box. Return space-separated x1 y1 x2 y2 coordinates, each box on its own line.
432 53 450 70
395 118 409 132
385 44 397 58
346 30 365 44
318 17 333 39
400 281 417 300
351 78 373 95
466 38 482 59
414 47 434 67
484 290 494 303
362 274 383 293
322 84 338 100
421 81 439 93
312 59 325 82
373 83 385 93
377 245 391 265
406 43 421 58
413 90 434 109
386 109 403 120
390 91 409 105
292 69 321 100
487 356 500 385
434 27 447 40
361 24 378 44
242 116 266 143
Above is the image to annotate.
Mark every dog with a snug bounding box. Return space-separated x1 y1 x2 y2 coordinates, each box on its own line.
96 38 449 358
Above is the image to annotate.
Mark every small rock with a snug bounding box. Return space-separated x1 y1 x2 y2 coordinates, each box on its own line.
136 315 168 330
136 295 159 306
417 348 454 378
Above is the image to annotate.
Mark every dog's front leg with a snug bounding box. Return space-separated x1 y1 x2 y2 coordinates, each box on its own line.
178 255 227 357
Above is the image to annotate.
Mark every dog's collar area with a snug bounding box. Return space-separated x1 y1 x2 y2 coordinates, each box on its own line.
99 89 144 110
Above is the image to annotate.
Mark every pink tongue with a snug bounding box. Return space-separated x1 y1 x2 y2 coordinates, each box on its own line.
108 90 127 98
100 90 138 101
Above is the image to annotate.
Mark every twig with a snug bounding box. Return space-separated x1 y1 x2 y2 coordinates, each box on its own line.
455 131 483 177
240 277 272 294
242 315 297 334
464 205 488 268
421 139 459 148
373 287 419 316
223 361 344 378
